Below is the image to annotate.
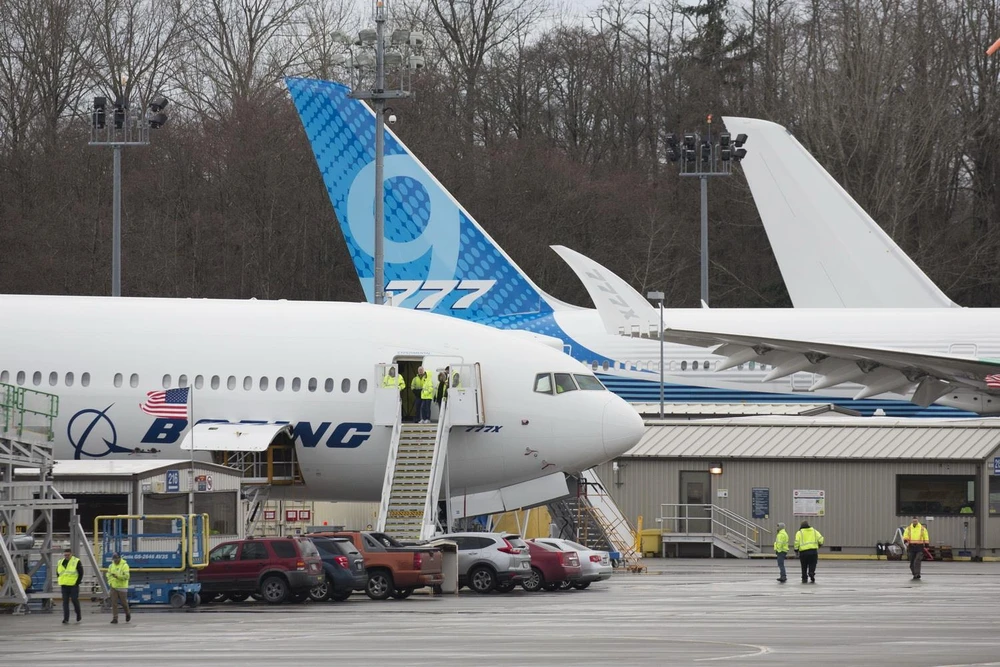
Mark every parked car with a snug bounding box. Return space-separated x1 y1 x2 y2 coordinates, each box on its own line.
313 530 443 600
306 536 367 601
530 538 612 589
436 532 532 593
522 539 582 591
198 537 324 604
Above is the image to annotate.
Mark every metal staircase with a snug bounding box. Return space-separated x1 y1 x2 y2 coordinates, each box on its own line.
377 402 451 541
547 469 641 567
658 504 770 558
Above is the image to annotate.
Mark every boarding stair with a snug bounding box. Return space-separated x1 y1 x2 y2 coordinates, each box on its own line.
547 468 641 568
0 383 108 613
658 504 770 558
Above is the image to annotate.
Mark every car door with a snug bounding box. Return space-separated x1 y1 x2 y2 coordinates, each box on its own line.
450 536 476 577
203 543 239 592
237 541 270 591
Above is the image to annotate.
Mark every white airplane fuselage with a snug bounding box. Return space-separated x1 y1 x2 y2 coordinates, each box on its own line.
0 296 643 500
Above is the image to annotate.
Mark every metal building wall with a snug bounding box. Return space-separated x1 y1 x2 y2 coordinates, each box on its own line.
596 458 985 554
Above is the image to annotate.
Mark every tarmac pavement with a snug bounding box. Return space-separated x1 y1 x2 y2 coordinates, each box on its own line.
2 559 999 666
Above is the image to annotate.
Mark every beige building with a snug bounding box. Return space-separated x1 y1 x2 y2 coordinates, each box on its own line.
594 416 1000 557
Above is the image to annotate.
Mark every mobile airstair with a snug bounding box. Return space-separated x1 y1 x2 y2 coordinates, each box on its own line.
375 362 484 541
0 383 108 614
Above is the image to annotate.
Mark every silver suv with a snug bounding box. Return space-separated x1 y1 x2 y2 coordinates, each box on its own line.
437 532 532 594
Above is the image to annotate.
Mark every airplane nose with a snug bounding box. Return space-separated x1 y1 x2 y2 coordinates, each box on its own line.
602 397 644 458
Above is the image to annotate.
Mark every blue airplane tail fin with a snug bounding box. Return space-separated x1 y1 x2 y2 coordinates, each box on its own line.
286 77 555 325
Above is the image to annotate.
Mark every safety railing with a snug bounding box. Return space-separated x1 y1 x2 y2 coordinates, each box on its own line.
0 383 59 441
658 503 770 555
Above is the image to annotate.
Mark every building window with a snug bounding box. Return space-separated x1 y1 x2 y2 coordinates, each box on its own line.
276 377 285 392
129 373 139 388
897 475 975 516
358 378 368 393
162 374 171 389
989 477 1000 516
114 373 123 388
193 492 237 535
81 372 90 387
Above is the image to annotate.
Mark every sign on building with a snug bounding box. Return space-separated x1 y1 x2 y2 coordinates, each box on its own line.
285 509 299 522
793 489 825 516
751 487 770 519
263 510 276 521
166 469 180 493
993 457 1000 476
299 509 312 522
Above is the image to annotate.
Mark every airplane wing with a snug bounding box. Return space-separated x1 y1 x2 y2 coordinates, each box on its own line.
662 327 1000 405
550 245 657 335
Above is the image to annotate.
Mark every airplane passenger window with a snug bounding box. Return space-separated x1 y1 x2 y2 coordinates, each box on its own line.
32 371 41 386
358 378 367 393
129 373 138 388
534 373 553 394
162 374 171 389
115 373 123 388
341 379 350 393
602 361 610 371
0 370 7 383
592 361 599 371
243 376 252 391
681 361 687 371
325 378 334 393
195 375 204 389
259 377 269 391
48 372 57 386
574 375 606 391
692 361 699 371
81 372 90 387
66 372 74 387
227 376 236 390
308 377 317 392
211 375 220 390
292 377 301 392
707 361 714 371
276 377 285 392
179 374 188 387
553 373 578 394
748 361 756 370
16 371 24 386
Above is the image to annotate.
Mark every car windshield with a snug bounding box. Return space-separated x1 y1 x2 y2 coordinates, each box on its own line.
504 536 528 549
298 540 320 558
574 374 606 391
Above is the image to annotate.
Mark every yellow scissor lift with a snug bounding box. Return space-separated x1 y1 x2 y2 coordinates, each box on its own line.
94 514 210 608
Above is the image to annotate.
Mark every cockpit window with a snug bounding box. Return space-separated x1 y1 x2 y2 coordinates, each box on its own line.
534 373 553 394
554 373 578 394
574 374 606 391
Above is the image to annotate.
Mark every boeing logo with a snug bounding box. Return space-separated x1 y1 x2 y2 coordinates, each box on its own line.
68 405 132 459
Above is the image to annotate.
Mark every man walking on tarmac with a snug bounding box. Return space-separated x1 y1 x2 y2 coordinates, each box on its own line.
107 552 131 623
903 517 929 580
794 520 824 583
58 547 82 624
774 522 789 583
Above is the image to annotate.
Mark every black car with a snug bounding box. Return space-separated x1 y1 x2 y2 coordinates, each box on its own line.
307 536 367 601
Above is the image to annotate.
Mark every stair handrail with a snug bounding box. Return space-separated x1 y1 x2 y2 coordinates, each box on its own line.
711 505 770 552
420 399 451 540
375 398 404 532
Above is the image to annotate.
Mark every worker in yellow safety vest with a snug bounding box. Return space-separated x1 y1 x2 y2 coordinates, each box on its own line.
382 366 405 392
107 552 131 623
774 522 789 583
903 517 929 580
793 520 824 584
57 547 82 624
410 367 425 423
419 369 436 423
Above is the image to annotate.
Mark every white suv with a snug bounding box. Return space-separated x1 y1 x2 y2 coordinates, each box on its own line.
437 532 532 593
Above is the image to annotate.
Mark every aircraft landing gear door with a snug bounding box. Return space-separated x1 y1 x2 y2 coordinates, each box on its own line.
374 363 401 426
448 363 484 426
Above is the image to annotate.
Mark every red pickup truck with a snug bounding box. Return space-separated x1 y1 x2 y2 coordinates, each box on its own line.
318 531 444 600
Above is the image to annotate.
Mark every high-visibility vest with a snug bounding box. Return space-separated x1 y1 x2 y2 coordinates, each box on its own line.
410 375 423 391
774 529 789 554
420 373 435 400
57 556 81 586
903 523 929 544
960 506 973 514
794 527 824 551
107 559 130 590
382 374 404 390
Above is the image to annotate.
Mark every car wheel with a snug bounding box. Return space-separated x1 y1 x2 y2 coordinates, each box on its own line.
469 566 496 594
521 567 543 592
261 576 289 604
542 582 561 592
365 570 394 600
572 581 592 590
308 578 330 602
494 580 516 593
390 588 414 600
329 589 352 602
227 592 250 603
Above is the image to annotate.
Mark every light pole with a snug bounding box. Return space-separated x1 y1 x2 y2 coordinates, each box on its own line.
666 117 748 306
342 0 424 305
647 291 665 419
89 95 169 296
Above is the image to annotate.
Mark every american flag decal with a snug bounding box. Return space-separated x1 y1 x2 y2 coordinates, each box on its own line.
140 387 190 418
986 374 1000 389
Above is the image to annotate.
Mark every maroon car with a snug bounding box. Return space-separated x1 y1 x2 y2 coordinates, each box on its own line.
521 539 583 591
198 537 324 605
